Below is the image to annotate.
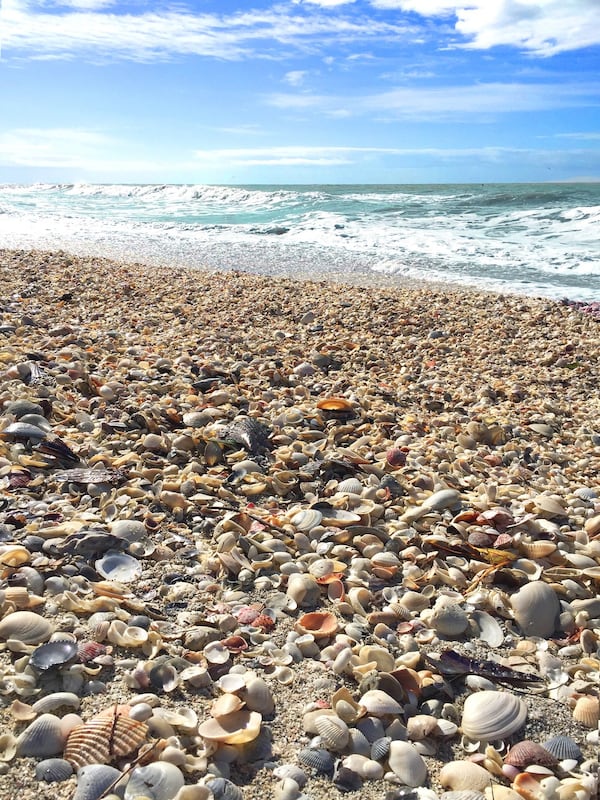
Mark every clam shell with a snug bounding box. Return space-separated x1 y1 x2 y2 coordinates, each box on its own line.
440 761 492 792
29 639 79 671
316 396 354 411
95 551 142 583
461 691 527 741
32 692 81 714
64 705 149 768
17 713 72 757
0 610 55 644
471 609 504 648
336 478 363 495
0 733 17 762
298 747 335 773
510 582 560 637
35 758 74 783
289 508 323 531
73 764 122 800
387 740 428 786
426 601 469 636
244 676 275 715
197 709 262 744
359 689 403 716
295 611 338 638
124 763 184 800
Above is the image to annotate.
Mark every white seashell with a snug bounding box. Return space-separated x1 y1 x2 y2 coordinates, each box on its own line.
510 582 560 637
289 509 322 531
172 786 211 800
359 689 403 716
0 610 55 644
461 691 527 741
342 754 384 780
73 765 122 800
471 610 504 647
32 692 81 714
273 765 307 787
244 676 275 715
286 573 321 607
440 760 494 792
95 551 142 582
204 641 231 665
424 600 469 636
314 715 350 751
387 740 428 786
336 478 363 495
0 733 17 762
407 714 440 740
124 763 184 800
197 710 262 744
17 713 72 757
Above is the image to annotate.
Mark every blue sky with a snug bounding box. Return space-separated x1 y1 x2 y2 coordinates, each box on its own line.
2 0 599 183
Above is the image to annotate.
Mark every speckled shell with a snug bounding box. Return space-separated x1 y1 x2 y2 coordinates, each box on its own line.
0 610 55 644
35 758 74 783
504 740 557 768
64 705 148 768
461 691 527 741
124 762 184 800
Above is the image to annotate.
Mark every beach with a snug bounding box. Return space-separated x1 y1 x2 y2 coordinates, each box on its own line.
0 248 598 800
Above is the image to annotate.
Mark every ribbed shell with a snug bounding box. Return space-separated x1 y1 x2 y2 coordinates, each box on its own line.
64 705 148 768
205 777 244 800
35 758 74 783
73 765 123 800
504 740 557 768
542 735 582 761
461 691 527 741
298 747 335 773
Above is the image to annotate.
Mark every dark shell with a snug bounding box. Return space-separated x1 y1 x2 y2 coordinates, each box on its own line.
504 740 557 768
334 766 363 793
371 736 392 761
298 747 335 773
72 764 122 800
205 777 244 800
542 735 582 761
35 758 74 783
0 421 48 441
30 639 79 671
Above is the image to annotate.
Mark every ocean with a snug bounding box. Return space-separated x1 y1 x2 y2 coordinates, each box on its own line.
0 182 598 301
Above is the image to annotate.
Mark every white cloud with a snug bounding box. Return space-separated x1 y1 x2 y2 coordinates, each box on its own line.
267 80 600 118
2 0 413 62
0 127 115 167
370 0 600 56
284 70 308 86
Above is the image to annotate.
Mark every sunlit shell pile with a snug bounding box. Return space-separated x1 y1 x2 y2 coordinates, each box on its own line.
0 249 598 800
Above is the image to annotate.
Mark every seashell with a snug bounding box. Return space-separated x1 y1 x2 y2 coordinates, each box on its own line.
204 641 231 665
0 609 55 644
29 639 79 671
9 699 35 721
504 740 557 768
387 740 428 786
286 573 321 608
211 693 245 718
337 478 363 495
316 396 354 412
35 758 74 782
273 764 307 786
517 540 557 559
471 610 504 648
125 763 184 800
342 753 384 780
386 447 407 467
318 507 361 527
17 713 71 757
149 662 180 692
359 689 403 716
244 676 275 715
572 695 599 728
441 793 486 800
289 508 323 531
204 777 244 800
96 551 142 583
173 787 211 800
64 705 149 768
32 691 81 714
532 494 567 518
333 765 363 792
73 764 123 800
425 601 469 637
407 714 440 741
314 714 350 751
332 687 365 724
0 732 17 762
197 709 262 744
370 735 391 761
298 747 335 773
295 611 338 638
541 735 582 761
461 691 527 742
440 761 492 792
510 582 560 638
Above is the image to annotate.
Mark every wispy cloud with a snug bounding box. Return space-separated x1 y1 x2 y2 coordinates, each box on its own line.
267 80 600 119
0 127 115 167
371 0 600 56
283 70 308 86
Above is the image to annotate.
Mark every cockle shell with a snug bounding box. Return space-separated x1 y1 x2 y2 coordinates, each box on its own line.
124 762 184 800
461 691 527 741
298 747 335 773
35 758 74 782
314 714 350 751
387 740 427 786
316 396 354 412
542 735 582 761
204 777 244 800
510 582 560 637
504 740 557 768
0 610 55 644
336 478 363 495
73 765 123 800
29 639 79 671
17 713 77 757
572 695 599 728
424 601 469 636
64 705 149 768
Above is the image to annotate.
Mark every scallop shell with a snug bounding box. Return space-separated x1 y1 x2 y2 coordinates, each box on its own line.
572 695 599 728
64 705 149 768
314 714 350 751
0 610 55 644
336 478 363 495
197 709 262 744
124 762 184 800
35 758 74 783
95 551 142 582
359 689 403 717
387 740 428 786
73 764 122 800
29 639 79 671
370 735 391 761
17 713 72 757
510 582 560 638
541 735 582 761
295 611 338 638
461 691 527 741
504 740 557 768
298 747 335 773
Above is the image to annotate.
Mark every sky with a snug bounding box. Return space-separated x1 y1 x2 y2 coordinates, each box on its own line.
1 0 599 184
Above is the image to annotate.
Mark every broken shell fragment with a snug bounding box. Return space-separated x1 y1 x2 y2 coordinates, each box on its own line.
197 710 262 744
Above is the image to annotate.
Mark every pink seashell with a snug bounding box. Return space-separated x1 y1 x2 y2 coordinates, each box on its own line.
386 448 407 467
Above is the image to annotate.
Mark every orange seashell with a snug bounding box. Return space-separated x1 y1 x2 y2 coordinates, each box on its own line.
512 771 542 800
295 611 339 639
316 572 345 585
316 397 354 412
64 704 148 769
221 635 249 654
572 694 599 728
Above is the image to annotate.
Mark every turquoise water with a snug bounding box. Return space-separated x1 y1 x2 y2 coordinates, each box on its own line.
0 183 598 300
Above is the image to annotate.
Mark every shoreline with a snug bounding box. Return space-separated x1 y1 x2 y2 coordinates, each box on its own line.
0 248 598 800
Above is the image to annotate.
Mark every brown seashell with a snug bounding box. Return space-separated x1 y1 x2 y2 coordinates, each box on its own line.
295 611 339 638
316 397 354 412
504 740 557 768
64 705 148 768
572 694 599 728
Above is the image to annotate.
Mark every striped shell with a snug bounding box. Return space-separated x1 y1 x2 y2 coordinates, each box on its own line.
124 762 184 800
542 735 582 761
336 478 363 495
298 747 335 773
35 758 74 783
17 713 73 758
370 735 391 761
73 764 122 800
461 691 527 741
0 610 55 644
314 715 350 751
64 705 148 768
572 695 599 728
504 740 557 768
